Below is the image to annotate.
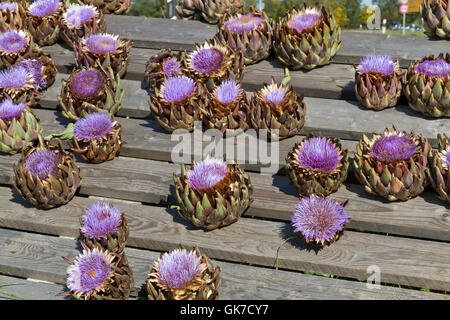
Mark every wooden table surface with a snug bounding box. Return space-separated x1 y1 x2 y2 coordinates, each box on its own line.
0 15 448 300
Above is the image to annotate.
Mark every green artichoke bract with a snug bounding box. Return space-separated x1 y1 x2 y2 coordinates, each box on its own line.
0 1 24 32
427 133 450 203
354 55 403 111
285 135 349 197
421 0 450 39
354 127 431 201
173 157 253 230
196 0 243 24
0 99 42 154
215 7 272 65
273 5 342 70
176 0 198 20
403 53 450 118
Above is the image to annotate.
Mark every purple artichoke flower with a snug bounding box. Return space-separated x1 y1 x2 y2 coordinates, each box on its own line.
0 99 26 121
83 33 119 55
160 76 195 102
17 60 46 90
287 9 322 34
162 58 181 78
190 44 225 75
414 58 450 78
291 195 349 244
73 112 114 141
80 201 122 239
156 248 203 289
0 66 31 90
357 54 396 76
261 82 288 107
66 247 113 294
370 133 417 163
224 13 267 34
0 30 28 54
0 2 17 11
25 149 61 180
187 158 228 191
214 79 241 104
29 0 61 17
296 137 340 173
69 69 104 99
440 147 450 169
63 4 96 28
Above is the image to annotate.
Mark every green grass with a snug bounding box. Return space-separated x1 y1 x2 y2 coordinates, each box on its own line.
383 29 427 37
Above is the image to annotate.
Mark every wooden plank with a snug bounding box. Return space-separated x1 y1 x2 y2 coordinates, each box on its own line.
0 227 447 299
104 15 449 69
0 275 66 300
0 197 449 291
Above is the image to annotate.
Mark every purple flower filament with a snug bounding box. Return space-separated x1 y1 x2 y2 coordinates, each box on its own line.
357 55 396 76
162 58 181 78
296 137 340 173
17 60 46 90
74 112 114 141
0 99 26 121
0 30 27 53
191 48 225 74
84 33 119 54
65 4 95 27
0 66 30 90
161 76 195 102
29 0 60 17
81 201 122 239
187 158 228 190
70 69 104 99
0 2 17 11
224 14 266 34
288 11 322 34
215 79 240 104
414 59 450 78
370 134 417 163
157 249 202 289
440 147 450 169
25 149 61 180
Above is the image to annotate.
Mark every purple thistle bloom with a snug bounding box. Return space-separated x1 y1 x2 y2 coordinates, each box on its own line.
0 99 27 121
66 247 113 294
25 149 60 180
264 89 285 106
162 58 181 78
29 0 60 17
17 60 46 90
439 147 450 169
0 66 30 90
214 79 240 104
84 33 119 55
156 249 202 289
161 76 195 102
191 48 225 74
187 158 228 190
292 195 349 244
70 69 104 99
0 2 17 11
80 201 122 239
370 133 417 163
287 11 322 34
296 137 340 173
357 55 396 76
224 13 267 34
0 30 27 54
414 58 450 78
73 112 114 141
64 4 96 27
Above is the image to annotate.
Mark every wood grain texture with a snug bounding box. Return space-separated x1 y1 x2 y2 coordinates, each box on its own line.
0 275 66 300
0 194 449 292
0 227 447 299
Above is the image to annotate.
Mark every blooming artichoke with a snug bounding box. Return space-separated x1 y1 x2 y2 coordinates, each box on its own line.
60 3 106 48
58 65 124 122
354 54 403 111
12 135 82 209
199 78 251 134
196 0 243 24
403 53 450 118
79 0 131 15
273 5 342 70
144 48 185 93
70 112 124 163
250 76 306 140
173 157 253 230
74 33 132 79
147 245 220 300
0 1 24 31
24 0 63 46
427 133 450 203
184 39 245 90
149 75 203 132
62 243 133 300
0 64 43 106
285 135 350 197
0 99 42 154
421 0 450 39
292 195 349 246
353 127 431 201
215 8 272 65
80 201 129 254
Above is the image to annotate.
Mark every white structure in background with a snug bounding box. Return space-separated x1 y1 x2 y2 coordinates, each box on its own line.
256 0 264 11
382 19 387 33
167 0 177 19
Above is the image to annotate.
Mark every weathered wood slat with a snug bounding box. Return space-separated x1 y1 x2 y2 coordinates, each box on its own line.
0 196 449 291
104 15 448 69
0 275 66 300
